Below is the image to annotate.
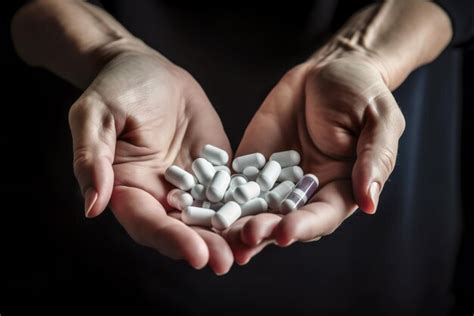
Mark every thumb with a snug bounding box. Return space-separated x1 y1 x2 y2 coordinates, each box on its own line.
68 95 116 218
352 91 405 214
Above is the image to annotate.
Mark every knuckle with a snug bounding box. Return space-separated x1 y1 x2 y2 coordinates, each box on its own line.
378 146 397 177
72 147 94 176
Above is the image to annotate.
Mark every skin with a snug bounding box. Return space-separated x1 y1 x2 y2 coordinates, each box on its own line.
229 1 453 264
12 0 453 273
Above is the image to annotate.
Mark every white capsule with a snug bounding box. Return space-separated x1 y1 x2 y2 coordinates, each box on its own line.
182 206 215 227
206 170 231 202
212 201 241 230
243 166 259 181
201 144 229 165
270 150 301 168
232 153 266 172
277 166 304 182
240 198 268 217
191 184 206 200
256 160 281 191
266 181 295 210
192 200 223 210
164 165 196 191
280 174 320 214
191 158 215 185
223 189 234 203
214 165 231 174
259 191 269 203
232 181 261 204
167 189 194 211
229 175 247 189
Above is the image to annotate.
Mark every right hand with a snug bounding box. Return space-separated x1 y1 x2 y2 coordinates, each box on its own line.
68 46 234 275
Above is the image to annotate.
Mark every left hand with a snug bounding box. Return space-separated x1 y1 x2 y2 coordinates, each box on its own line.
227 51 406 264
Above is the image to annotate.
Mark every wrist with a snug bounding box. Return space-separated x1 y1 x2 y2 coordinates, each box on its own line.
309 1 452 91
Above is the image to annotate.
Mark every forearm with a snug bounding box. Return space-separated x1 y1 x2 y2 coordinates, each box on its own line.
11 0 150 88
313 0 453 90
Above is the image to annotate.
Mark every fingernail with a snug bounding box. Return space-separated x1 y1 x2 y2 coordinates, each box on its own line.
84 188 98 218
369 182 380 213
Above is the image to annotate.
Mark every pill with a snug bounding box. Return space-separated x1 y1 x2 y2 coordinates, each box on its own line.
277 166 304 182
182 206 215 227
229 175 247 189
256 160 281 191
243 166 259 181
240 197 268 217
266 180 295 210
192 200 223 210
192 158 215 185
233 181 261 204
223 189 234 203
191 184 206 200
259 191 269 203
270 150 301 168
167 189 194 211
212 201 241 230
206 170 231 202
232 153 266 172
280 174 319 214
201 144 229 165
164 165 196 191
214 165 231 174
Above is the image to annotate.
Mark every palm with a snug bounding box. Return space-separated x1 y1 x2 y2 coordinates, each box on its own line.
77 53 233 273
227 58 401 263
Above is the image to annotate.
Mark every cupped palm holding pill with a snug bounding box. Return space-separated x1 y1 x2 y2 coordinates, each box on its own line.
232 52 405 263
68 50 234 275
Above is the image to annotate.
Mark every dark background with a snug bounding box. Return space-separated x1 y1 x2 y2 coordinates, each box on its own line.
1 1 472 314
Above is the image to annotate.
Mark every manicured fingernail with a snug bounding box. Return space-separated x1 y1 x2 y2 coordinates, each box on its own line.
369 182 380 213
84 188 98 218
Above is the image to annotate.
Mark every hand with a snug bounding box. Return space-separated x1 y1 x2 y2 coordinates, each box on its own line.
68 48 234 274
229 51 405 264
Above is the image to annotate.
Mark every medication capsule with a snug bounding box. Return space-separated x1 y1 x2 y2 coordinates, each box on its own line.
278 166 304 183
206 170 231 202
256 160 281 191
270 150 301 168
232 153 266 172
214 165 231 174
167 189 194 211
191 184 206 200
192 158 215 185
165 165 196 191
233 181 261 204
182 206 215 227
243 166 259 181
212 201 241 230
240 197 268 217
280 174 320 214
201 144 229 165
192 200 223 210
229 175 247 189
223 189 234 203
266 180 295 210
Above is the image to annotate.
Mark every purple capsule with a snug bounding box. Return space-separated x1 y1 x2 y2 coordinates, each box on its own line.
280 174 319 214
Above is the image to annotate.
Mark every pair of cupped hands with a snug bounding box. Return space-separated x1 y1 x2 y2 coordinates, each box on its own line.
69 40 405 275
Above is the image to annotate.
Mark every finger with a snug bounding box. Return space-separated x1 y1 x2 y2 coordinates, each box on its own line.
352 91 406 214
274 179 357 246
193 227 234 276
240 213 282 246
110 185 209 269
68 96 117 218
222 217 273 265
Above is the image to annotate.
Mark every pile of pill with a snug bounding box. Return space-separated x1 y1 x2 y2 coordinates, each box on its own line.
165 144 319 231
